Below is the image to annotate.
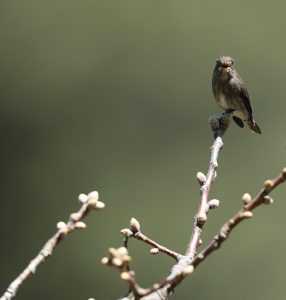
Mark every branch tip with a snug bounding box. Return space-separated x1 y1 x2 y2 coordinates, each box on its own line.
87 191 99 201
283 167 286 178
130 218 140 233
78 193 88 204
121 228 133 237
101 257 109 265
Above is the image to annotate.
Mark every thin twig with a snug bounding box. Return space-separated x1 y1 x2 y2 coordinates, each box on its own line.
0 191 104 300
185 135 222 257
121 219 182 261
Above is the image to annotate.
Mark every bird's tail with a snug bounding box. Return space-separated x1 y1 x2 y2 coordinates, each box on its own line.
248 120 262 134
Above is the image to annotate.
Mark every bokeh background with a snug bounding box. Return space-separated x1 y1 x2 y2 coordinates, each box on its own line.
0 1 285 299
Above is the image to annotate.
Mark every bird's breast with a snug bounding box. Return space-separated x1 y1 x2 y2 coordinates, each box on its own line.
217 92 231 110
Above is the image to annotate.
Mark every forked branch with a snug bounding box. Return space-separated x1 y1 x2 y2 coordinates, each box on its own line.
103 114 286 300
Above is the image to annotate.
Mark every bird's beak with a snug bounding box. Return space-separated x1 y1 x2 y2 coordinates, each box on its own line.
220 65 231 73
221 63 230 69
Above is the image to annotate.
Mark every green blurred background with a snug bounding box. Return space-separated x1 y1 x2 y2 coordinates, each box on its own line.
0 1 285 299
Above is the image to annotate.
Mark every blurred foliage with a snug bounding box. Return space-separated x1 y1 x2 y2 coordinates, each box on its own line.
0 1 285 299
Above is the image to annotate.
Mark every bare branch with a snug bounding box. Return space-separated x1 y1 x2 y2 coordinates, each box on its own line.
118 166 286 299
192 167 286 269
5 112 284 300
112 114 286 299
185 114 230 258
0 191 105 300
109 114 232 299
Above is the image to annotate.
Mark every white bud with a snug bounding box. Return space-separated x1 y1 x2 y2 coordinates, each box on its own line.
182 265 194 276
78 193 88 203
101 257 109 265
108 247 117 257
95 201 105 210
75 221 86 229
117 247 128 256
264 180 273 192
208 199 220 209
88 191 99 201
57 221 66 229
130 217 140 232
196 172 206 185
283 167 286 178
242 193 252 205
120 228 133 237
121 272 131 281
242 211 253 219
219 231 227 239
112 257 123 267
263 196 274 205
150 248 159 255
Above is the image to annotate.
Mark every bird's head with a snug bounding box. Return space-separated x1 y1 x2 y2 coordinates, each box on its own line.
215 56 234 71
214 56 234 79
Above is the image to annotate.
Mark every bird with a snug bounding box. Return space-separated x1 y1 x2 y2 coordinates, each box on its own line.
212 56 261 134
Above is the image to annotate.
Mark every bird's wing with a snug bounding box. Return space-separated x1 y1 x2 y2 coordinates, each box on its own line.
237 76 253 118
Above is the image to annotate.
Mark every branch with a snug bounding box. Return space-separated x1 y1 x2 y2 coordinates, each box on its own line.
185 114 229 257
114 167 286 299
192 168 286 269
108 113 286 299
0 191 105 300
104 114 232 299
121 218 183 261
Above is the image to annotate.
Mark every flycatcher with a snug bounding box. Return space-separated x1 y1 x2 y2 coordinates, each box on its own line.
212 56 261 134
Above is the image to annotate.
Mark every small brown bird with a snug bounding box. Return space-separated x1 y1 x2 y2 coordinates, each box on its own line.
212 56 261 134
